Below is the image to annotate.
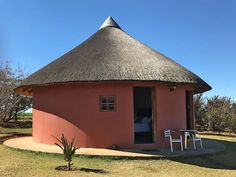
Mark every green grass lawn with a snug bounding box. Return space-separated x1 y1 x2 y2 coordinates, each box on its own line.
0 119 32 135
0 122 235 177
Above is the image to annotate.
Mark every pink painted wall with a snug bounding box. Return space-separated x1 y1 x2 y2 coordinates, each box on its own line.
32 82 192 149
155 86 187 148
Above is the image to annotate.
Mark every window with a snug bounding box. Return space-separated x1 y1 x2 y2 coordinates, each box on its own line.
99 96 116 112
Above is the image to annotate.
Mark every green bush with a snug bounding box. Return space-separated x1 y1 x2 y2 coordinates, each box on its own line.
194 95 236 134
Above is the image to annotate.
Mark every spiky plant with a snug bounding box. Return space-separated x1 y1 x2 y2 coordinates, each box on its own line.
54 134 79 171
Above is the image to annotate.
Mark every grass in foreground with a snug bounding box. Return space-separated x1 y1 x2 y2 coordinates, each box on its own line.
0 121 235 177
0 135 235 177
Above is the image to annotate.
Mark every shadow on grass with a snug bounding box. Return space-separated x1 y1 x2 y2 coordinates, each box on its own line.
78 138 236 170
80 168 108 174
55 165 80 171
170 138 236 170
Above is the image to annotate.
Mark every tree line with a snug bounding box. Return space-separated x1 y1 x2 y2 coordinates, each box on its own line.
0 62 32 123
194 94 236 134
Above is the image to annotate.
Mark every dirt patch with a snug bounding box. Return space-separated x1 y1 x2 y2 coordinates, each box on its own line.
55 166 108 173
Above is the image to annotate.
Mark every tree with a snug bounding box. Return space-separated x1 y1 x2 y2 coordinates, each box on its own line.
230 102 236 133
0 61 32 123
194 94 236 133
205 96 232 134
193 94 207 131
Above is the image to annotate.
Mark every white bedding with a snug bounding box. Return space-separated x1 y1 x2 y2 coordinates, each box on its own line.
134 123 150 132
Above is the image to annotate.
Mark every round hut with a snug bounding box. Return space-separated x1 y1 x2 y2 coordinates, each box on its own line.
15 16 211 149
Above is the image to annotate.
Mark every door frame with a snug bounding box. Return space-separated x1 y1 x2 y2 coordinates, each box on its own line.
151 87 157 143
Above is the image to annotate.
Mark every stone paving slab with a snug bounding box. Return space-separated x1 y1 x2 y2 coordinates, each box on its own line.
3 136 225 158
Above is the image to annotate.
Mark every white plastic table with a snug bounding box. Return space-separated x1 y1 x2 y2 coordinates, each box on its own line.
179 129 197 149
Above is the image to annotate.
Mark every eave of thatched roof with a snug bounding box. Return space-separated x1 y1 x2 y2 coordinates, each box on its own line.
15 16 211 96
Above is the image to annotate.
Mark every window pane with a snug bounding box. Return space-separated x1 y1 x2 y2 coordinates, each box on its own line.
108 96 115 103
108 104 115 111
101 97 107 103
101 104 108 110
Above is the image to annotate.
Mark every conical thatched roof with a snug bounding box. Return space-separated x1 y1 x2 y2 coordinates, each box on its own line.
16 16 211 95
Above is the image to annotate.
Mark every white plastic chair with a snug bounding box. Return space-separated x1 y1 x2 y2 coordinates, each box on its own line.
164 130 183 152
190 132 203 150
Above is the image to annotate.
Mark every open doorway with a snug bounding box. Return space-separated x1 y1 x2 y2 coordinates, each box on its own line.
133 87 155 144
186 91 194 129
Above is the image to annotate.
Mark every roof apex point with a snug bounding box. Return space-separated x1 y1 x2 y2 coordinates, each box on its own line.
99 16 121 29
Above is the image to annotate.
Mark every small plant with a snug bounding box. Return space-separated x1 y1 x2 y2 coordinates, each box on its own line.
54 133 79 171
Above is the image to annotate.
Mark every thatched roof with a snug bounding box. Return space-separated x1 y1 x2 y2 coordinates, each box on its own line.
16 16 211 95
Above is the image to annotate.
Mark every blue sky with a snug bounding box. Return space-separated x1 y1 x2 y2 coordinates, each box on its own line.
1 0 236 99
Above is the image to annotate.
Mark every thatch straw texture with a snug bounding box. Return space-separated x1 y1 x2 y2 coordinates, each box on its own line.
16 17 211 95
